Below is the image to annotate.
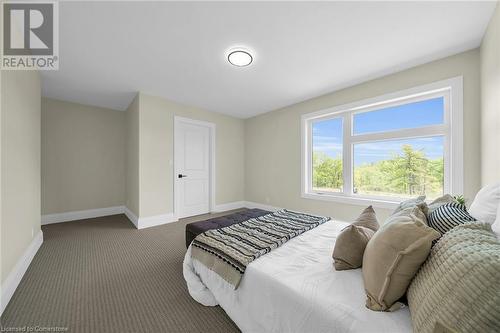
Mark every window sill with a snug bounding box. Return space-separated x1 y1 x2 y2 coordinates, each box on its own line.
301 192 399 210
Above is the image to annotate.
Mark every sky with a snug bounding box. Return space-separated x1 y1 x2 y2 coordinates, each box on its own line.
312 97 444 166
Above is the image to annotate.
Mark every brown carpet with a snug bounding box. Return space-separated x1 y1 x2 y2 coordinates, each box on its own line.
0 212 242 332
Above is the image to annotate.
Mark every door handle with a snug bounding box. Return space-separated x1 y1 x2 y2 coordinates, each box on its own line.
178 174 188 178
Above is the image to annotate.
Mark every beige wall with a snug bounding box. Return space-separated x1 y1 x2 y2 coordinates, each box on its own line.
41 98 126 214
7 33 485 234
138 93 173 217
480 2 500 185
41 91 244 220
125 94 140 216
245 49 481 222
130 93 245 218
1 70 41 284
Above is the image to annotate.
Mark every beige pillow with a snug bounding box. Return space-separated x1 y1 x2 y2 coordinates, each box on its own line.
332 206 379 270
407 222 500 333
352 205 379 231
362 207 439 311
427 194 457 215
393 195 429 216
391 205 428 224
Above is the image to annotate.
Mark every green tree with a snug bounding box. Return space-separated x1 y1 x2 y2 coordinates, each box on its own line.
312 152 343 190
314 145 445 198
428 158 444 192
381 144 428 195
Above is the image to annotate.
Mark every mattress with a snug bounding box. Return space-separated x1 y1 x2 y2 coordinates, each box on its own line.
183 219 412 333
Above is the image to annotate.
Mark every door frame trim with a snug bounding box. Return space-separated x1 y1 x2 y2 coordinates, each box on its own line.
173 116 216 219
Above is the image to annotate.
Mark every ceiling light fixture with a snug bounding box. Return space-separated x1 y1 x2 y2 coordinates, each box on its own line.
227 48 253 67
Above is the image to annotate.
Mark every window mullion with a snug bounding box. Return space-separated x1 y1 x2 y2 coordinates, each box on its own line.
443 92 452 194
350 125 446 144
342 114 352 196
306 120 313 194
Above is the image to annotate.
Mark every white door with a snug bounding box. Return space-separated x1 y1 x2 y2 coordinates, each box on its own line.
175 118 212 218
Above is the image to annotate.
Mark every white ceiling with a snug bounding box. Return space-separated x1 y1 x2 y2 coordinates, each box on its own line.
41 1 497 118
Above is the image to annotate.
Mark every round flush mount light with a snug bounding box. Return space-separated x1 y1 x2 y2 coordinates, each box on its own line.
227 48 253 67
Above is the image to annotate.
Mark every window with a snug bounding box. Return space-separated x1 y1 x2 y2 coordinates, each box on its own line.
353 136 444 199
302 77 463 208
312 118 343 193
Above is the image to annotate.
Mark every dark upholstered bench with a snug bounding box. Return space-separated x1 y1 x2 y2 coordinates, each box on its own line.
185 208 270 248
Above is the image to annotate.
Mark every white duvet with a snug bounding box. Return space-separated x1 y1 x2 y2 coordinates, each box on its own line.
183 219 412 333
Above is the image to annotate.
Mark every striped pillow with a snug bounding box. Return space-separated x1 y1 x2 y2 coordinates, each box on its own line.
428 202 476 236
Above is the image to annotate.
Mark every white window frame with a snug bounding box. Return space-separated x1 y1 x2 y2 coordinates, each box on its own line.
301 76 463 209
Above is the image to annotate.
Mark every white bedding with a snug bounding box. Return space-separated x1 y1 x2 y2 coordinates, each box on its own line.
183 219 412 333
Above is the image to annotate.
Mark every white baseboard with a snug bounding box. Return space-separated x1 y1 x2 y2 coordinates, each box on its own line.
42 205 179 230
137 213 177 229
212 201 246 212
123 206 139 228
244 201 281 212
41 202 278 230
42 206 125 225
1 230 43 316
123 207 178 229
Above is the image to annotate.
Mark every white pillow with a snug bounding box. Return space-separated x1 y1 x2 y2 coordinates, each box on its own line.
492 203 500 237
468 183 500 224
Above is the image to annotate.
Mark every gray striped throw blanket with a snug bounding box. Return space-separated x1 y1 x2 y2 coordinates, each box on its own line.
191 209 330 288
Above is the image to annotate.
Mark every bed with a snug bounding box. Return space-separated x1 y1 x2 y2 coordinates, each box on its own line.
183 218 412 333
